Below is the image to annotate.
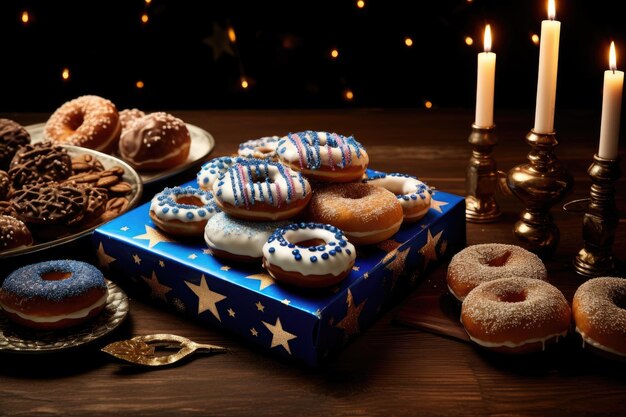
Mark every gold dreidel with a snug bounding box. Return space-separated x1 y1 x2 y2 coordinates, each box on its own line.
466 124 501 222
506 129 573 258
573 155 621 277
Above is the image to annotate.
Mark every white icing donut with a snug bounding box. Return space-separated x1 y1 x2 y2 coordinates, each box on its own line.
213 159 311 221
262 222 356 288
364 173 432 222
204 212 289 262
149 186 220 236
238 136 280 159
196 156 246 191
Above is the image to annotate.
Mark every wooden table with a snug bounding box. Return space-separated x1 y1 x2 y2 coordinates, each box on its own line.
1 109 625 417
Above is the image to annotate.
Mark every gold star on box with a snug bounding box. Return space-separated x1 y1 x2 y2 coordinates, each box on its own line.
262 317 297 355
96 242 116 270
220 266 231 271
250 328 258 337
120 226 129 232
255 301 265 312
419 229 444 271
245 273 275 290
335 289 367 337
385 246 411 289
203 22 235 61
132 254 142 265
185 274 227 322
141 271 171 302
430 198 449 213
134 225 174 249
227 308 236 318
159 260 165 268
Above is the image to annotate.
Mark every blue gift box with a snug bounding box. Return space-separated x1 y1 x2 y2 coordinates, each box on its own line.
92 174 465 366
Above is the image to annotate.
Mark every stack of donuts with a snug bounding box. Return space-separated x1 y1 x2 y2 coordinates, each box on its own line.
446 243 626 360
149 130 434 289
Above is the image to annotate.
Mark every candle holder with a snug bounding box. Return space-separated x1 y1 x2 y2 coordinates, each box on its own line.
573 155 622 277
506 129 573 258
466 124 501 223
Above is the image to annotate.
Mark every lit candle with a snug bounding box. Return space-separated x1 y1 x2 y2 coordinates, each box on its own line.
475 24 496 127
534 0 561 133
598 41 624 160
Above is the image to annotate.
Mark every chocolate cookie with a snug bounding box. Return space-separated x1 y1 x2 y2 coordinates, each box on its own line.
11 184 86 226
8 141 72 189
0 119 31 171
0 170 9 200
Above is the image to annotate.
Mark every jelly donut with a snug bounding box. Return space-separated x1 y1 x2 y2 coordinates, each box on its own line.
0 118 31 170
365 173 433 222
0 215 33 252
276 131 369 182
262 223 356 288
461 277 571 354
446 243 547 302
196 156 246 191
8 141 72 189
0 260 108 330
149 186 221 237
204 212 289 262
213 159 312 221
306 183 403 245
572 277 626 358
44 95 121 153
238 136 280 160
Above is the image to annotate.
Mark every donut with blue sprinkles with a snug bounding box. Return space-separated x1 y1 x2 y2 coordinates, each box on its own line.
150 186 221 237
262 222 356 288
237 136 281 160
364 172 433 222
196 156 247 191
0 260 108 330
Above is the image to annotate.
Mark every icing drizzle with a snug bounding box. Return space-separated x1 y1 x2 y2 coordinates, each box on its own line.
277 131 367 171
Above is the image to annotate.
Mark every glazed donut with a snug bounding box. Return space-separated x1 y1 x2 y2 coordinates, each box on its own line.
213 159 312 221
196 156 246 191
461 277 571 354
276 131 369 182
262 222 356 288
119 112 191 171
572 277 626 358
0 118 31 170
446 243 547 302
238 136 280 160
44 95 121 153
204 212 289 262
0 215 33 252
0 260 108 330
149 186 221 237
306 183 403 245
364 172 433 222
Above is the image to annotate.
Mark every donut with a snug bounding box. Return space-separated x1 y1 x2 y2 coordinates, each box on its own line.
8 141 72 189
119 108 146 131
461 277 571 354
0 260 108 330
238 136 280 159
0 118 31 171
119 112 191 171
204 212 289 262
213 159 312 221
572 277 626 358
44 95 121 153
276 131 369 182
149 186 221 237
364 172 433 222
196 156 246 191
0 215 33 252
0 170 9 200
262 222 356 288
446 243 547 302
306 183 403 245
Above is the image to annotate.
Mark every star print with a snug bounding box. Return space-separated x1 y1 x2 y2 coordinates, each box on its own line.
185 274 227 321
203 22 235 61
262 317 297 355
188 254 198 260
245 273 275 290
419 229 444 271
159 260 165 267
335 289 367 337
227 308 236 318
172 297 186 313
250 328 258 337
385 246 411 289
134 225 174 249
282 299 291 305
141 271 172 302
132 254 142 265
203 249 213 255
377 239 402 257
120 226 129 231
255 301 265 312
430 198 449 213
352 266 360 272
220 266 231 271
96 242 116 270
439 240 448 256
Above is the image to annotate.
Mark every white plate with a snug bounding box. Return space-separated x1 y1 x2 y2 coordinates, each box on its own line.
25 122 215 185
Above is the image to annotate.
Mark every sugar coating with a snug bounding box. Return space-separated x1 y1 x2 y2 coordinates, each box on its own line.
573 277 626 336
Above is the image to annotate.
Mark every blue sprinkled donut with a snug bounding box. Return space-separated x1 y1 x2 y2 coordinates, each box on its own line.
149 186 221 237
0 260 108 330
196 156 246 191
262 222 356 288
364 172 433 222
237 136 280 160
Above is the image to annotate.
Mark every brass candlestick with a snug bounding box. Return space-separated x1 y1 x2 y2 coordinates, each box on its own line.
506 129 573 258
573 155 621 277
466 124 501 223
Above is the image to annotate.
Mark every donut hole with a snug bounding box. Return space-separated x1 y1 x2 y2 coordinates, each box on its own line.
67 113 84 131
176 195 204 207
480 250 512 267
614 291 626 311
257 146 273 154
497 289 527 303
293 238 326 247
41 271 72 281
340 185 370 200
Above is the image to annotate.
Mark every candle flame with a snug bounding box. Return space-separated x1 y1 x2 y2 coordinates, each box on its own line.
484 25 492 53
548 0 556 20
610 41 617 72
21 11 29 24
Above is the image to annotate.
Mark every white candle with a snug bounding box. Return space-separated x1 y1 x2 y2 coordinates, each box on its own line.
475 24 496 127
598 41 624 160
533 0 561 133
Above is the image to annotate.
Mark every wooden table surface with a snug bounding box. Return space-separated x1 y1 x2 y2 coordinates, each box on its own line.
1 108 625 417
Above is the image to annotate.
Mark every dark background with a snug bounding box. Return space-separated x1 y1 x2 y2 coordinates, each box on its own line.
0 0 624 115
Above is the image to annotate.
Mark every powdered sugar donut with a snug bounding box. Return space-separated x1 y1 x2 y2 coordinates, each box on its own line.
213 159 311 221
196 156 245 191
238 136 280 159
276 131 369 182
149 186 220 237
364 173 433 222
447 243 547 301
262 222 356 288
204 212 289 262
